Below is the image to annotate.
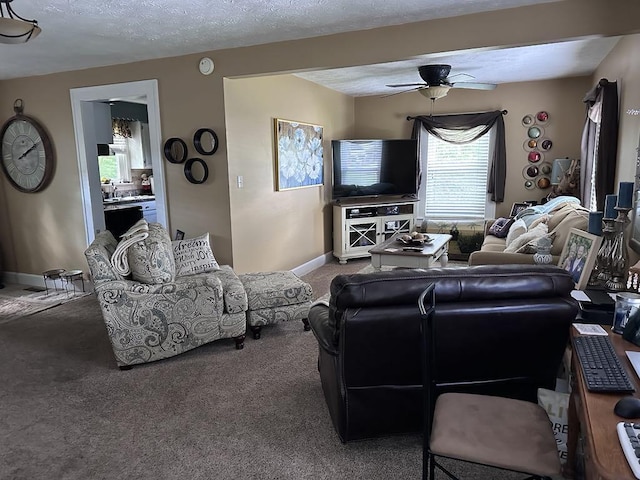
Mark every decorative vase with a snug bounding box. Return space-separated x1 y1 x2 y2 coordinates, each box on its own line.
533 236 553 264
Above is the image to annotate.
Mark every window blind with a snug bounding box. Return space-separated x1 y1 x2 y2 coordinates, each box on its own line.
424 132 490 221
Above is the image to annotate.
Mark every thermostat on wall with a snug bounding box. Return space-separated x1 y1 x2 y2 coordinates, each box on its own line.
198 57 215 75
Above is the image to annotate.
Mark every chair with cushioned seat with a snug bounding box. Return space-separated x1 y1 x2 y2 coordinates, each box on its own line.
418 285 561 480
85 227 247 368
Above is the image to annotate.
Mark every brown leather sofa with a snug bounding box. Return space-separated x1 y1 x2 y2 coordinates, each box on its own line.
308 264 577 442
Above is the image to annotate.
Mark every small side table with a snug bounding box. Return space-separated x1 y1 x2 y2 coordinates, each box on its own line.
42 268 66 295
60 270 84 297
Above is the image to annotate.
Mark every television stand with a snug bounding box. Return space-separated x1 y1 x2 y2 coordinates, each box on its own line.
333 199 418 264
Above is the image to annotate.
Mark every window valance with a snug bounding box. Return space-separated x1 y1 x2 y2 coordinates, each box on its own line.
409 110 507 202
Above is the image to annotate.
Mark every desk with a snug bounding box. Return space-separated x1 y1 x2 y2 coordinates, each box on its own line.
566 326 640 479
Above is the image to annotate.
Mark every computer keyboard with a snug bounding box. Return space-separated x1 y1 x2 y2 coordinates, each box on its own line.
573 335 635 393
617 422 640 479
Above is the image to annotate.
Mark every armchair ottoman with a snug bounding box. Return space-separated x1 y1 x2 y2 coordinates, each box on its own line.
239 271 313 339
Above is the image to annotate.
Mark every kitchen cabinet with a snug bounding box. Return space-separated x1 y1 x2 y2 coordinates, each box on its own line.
130 122 152 169
90 102 113 145
136 200 156 223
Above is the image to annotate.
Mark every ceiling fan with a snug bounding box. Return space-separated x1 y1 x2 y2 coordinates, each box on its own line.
386 64 497 100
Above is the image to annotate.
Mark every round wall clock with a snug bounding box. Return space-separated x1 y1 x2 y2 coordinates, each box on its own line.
0 99 54 193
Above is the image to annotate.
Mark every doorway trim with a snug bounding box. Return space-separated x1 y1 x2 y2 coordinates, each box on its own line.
70 79 168 245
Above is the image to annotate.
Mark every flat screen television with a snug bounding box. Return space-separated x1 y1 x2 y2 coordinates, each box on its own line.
331 139 419 201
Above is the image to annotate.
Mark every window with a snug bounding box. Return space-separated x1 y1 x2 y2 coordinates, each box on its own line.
97 155 118 181
97 130 132 182
418 127 495 222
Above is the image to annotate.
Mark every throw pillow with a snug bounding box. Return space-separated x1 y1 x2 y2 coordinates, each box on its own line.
128 223 176 284
504 223 548 253
488 217 514 238
515 232 556 254
529 214 550 230
505 218 527 247
172 233 221 277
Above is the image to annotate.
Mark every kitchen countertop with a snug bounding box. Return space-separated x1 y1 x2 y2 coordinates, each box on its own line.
103 195 155 211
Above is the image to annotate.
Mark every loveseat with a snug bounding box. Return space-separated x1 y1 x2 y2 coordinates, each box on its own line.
85 228 248 368
308 264 577 442
469 196 589 265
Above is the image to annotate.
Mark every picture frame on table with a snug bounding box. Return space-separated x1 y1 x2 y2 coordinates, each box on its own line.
509 202 533 217
174 230 185 241
557 228 602 290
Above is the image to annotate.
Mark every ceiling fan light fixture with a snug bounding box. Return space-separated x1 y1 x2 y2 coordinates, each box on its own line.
0 0 41 45
419 85 451 100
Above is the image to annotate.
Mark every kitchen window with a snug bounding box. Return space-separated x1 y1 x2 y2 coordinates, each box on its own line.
98 135 131 183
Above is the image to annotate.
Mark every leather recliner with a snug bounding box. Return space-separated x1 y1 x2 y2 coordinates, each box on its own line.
308 264 578 442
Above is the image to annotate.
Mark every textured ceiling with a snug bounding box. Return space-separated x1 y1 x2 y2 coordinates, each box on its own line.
0 0 560 81
295 37 621 97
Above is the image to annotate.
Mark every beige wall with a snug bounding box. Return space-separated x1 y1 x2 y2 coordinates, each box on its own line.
0 0 638 279
224 75 354 273
354 76 592 218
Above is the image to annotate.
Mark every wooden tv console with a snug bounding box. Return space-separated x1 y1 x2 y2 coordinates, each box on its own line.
332 199 418 264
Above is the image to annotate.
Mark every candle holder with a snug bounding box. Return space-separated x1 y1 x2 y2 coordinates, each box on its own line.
605 206 632 291
596 217 616 284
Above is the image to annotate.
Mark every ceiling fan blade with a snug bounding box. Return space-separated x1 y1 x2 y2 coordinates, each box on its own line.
446 73 475 81
450 82 497 90
386 83 427 88
381 86 423 98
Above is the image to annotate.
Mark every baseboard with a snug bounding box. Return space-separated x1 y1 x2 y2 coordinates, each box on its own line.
4 252 333 289
3 271 46 288
291 252 333 277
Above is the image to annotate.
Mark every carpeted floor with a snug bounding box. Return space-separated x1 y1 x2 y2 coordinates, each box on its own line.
0 260 525 480
0 285 90 324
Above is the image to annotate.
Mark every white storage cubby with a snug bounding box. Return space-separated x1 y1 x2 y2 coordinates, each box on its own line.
333 200 417 264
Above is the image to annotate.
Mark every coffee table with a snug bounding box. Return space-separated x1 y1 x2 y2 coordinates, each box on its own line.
369 233 452 271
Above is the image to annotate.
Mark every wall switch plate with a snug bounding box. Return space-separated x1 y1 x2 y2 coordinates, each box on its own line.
237 175 243 188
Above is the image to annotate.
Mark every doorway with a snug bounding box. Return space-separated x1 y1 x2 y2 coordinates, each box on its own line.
70 79 168 245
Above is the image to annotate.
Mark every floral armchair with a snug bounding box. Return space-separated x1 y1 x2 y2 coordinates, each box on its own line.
84 229 247 369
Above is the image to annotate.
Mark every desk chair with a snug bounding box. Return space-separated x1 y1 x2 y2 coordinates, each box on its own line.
418 286 561 480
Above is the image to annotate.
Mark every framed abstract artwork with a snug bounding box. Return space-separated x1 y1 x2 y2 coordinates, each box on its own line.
274 118 324 191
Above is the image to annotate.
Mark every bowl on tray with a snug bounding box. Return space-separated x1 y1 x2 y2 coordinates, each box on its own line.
397 233 433 246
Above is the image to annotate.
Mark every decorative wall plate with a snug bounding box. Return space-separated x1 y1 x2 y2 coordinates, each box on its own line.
523 139 537 152
536 176 551 189
524 180 535 190
527 126 544 139
528 150 543 163
540 162 552 175
539 138 553 151
536 111 550 125
523 165 539 179
522 114 534 126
